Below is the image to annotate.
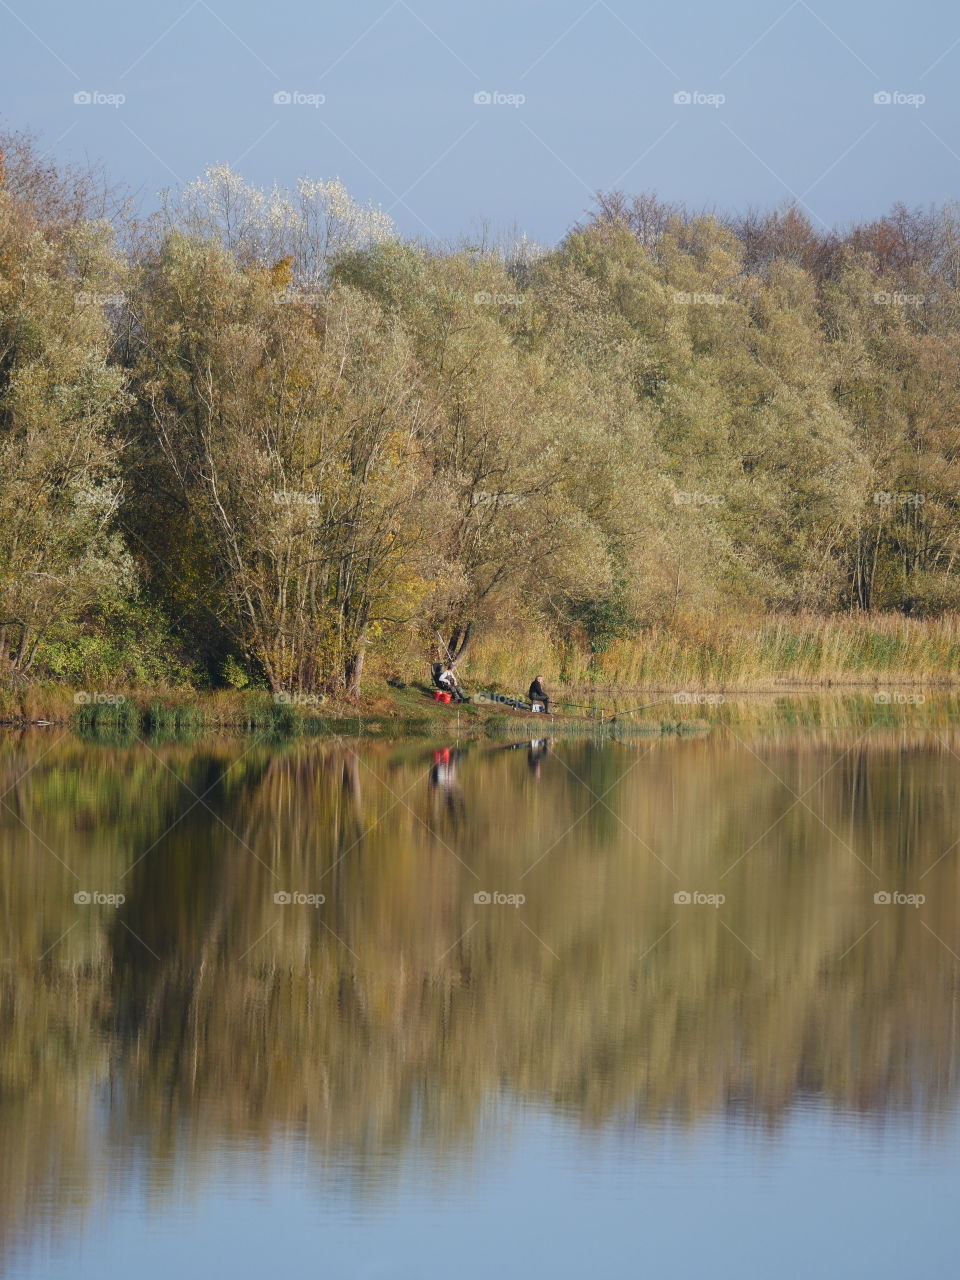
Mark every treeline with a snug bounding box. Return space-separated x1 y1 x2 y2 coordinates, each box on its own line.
3 129 960 694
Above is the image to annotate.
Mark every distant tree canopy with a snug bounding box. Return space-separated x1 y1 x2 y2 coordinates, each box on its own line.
3 132 960 692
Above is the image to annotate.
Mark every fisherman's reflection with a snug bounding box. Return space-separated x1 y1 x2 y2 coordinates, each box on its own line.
429 747 466 824
527 738 550 779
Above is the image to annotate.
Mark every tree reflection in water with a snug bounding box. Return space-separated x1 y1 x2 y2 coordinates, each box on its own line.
1 704 959 1262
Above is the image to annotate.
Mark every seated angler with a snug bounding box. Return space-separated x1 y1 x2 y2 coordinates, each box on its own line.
438 663 468 703
528 674 550 714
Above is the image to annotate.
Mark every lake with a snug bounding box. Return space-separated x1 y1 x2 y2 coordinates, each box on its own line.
2 698 959 1277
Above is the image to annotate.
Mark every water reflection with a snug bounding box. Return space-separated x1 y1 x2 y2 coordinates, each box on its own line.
429 747 467 824
2 700 960 1267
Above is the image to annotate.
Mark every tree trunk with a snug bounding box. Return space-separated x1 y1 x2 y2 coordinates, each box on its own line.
446 621 473 669
13 623 29 672
345 647 365 697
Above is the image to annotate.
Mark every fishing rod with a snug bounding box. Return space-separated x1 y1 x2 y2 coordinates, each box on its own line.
436 631 455 665
551 695 677 718
613 696 680 718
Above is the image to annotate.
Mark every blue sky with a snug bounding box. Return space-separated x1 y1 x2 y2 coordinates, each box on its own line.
2 0 958 244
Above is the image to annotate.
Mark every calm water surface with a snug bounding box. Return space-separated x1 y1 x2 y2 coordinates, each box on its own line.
3 698 960 1277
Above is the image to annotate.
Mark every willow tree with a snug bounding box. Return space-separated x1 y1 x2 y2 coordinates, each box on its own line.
129 233 444 693
552 216 869 616
0 138 129 680
334 242 615 666
158 163 395 287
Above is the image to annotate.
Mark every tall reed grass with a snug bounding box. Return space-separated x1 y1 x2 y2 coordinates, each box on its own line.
465 612 960 691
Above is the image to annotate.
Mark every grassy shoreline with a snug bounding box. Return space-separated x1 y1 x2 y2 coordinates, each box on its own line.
0 684 705 741
3 611 960 732
0 673 955 743
3 611 960 735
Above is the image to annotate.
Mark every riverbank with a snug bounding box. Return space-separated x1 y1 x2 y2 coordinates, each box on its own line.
5 612 960 732
0 682 698 740
0 675 954 746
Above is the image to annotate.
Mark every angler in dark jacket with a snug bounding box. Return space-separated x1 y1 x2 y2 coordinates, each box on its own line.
528 676 550 714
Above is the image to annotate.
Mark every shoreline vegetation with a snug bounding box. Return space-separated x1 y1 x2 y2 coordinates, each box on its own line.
6 134 960 708
2 608 959 736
